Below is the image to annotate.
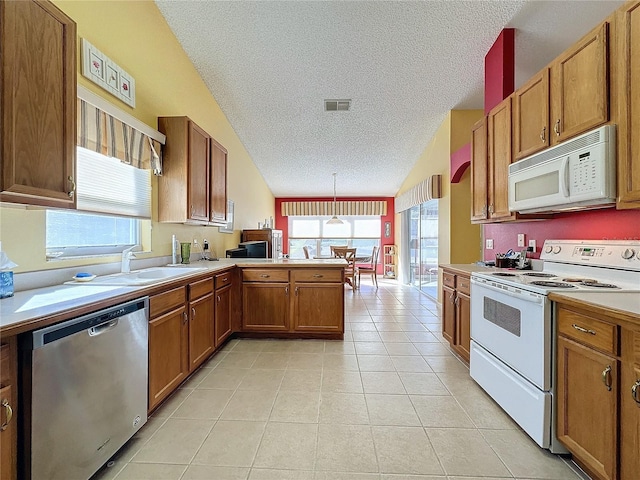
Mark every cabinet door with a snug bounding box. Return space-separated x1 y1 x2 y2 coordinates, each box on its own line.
242 283 289 331
488 97 515 221
189 293 215 371
148 306 189 411
454 291 471 363
188 122 210 222
619 330 640 480
1 0 76 208
0 340 16 480
442 285 456 344
215 285 232 346
470 117 489 222
617 2 640 207
550 22 609 143
513 69 550 159
210 138 228 225
292 283 344 332
557 336 617 480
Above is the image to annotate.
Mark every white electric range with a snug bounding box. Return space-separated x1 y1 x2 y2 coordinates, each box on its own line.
469 240 640 453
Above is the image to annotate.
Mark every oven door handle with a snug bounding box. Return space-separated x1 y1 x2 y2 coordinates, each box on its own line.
471 277 544 304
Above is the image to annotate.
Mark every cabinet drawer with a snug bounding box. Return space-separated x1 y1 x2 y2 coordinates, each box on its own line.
150 286 186 318
243 269 289 282
456 275 471 295
292 269 342 283
190 277 214 300
215 271 233 290
443 271 455 288
558 308 618 355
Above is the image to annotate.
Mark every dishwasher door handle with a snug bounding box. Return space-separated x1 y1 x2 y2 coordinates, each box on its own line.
88 319 119 337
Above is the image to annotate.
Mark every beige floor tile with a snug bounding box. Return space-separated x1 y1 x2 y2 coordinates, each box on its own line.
252 352 290 369
220 389 277 421
196 367 249 390
410 395 474 428
232 340 268 353
315 473 380 480
355 342 388 355
192 420 265 467
380 475 446 480
447 477 512 480
324 341 356 354
260 339 293 352
425 356 469 373
316 424 378 473
113 462 186 479
219 352 259 368
482 429 580 479
398 372 450 395
237 369 284 391
283 339 326 353
270 391 320 423
378 332 411 343
358 354 396 372
351 323 380 331
347 315 375 323
151 390 193 418
322 370 364 393
390 356 432 372
253 422 318 470
180 366 215 389
365 394 420 426
323 354 359 370
434 371 481 396
288 352 324 370
361 372 406 394
133 416 166 442
413 343 452 356
132 418 213 464
280 369 322 391
426 428 511 477
182 465 249 479
456 390 519 430
398 324 429 332
370 315 396 323
405 331 440 343
375 323 404 331
319 392 370 424
343 331 354 341
384 343 421 356
250 469 315 479
91 437 147 479
372 426 444 475
353 331 383 342
172 389 234 420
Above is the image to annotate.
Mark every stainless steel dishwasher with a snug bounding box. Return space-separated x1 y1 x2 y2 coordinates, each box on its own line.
23 297 149 480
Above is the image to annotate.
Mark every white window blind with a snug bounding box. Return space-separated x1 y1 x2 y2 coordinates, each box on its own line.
76 147 151 218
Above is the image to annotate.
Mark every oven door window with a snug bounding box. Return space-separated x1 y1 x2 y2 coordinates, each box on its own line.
483 297 521 336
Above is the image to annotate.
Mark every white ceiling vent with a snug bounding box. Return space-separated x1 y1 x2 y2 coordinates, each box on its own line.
324 99 351 112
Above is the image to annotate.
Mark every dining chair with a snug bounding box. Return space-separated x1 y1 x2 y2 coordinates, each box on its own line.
330 245 348 257
358 245 379 288
333 247 358 289
303 246 310 259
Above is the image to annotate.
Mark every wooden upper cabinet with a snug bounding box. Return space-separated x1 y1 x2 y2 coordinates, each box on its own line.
513 69 550 160
210 138 228 225
487 97 516 222
0 0 76 208
188 122 210 223
470 117 488 222
550 21 609 144
617 1 640 208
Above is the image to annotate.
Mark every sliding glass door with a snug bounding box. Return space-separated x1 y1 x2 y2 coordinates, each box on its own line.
406 200 438 298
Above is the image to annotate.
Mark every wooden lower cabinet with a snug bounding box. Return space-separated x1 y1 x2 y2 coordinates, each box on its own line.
441 268 470 363
242 283 290 331
292 283 343 332
215 284 232 346
188 290 215 370
455 290 471 361
442 284 456 344
619 331 640 480
0 339 17 480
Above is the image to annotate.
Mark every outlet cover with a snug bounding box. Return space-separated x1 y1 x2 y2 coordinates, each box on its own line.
486 239 494 249
517 234 525 247
529 239 537 251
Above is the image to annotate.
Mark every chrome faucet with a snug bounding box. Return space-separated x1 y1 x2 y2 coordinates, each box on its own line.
121 245 140 273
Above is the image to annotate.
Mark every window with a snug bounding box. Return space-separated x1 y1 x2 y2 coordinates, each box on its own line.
407 200 438 298
45 147 150 259
288 216 381 259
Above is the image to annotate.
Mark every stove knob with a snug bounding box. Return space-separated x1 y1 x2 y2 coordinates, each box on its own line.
544 245 553 254
552 246 561 254
621 248 636 260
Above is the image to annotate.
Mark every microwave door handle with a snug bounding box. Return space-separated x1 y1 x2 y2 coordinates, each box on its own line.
561 156 570 198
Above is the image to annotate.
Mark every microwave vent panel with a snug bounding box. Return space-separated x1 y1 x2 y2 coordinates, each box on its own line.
324 99 351 112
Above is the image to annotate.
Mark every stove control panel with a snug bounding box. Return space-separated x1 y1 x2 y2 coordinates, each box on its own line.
541 240 640 270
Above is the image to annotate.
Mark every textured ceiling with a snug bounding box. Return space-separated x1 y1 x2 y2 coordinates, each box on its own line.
155 0 622 198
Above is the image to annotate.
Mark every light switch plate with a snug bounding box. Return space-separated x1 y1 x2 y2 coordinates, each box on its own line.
517 234 525 247
529 239 537 251
486 239 494 249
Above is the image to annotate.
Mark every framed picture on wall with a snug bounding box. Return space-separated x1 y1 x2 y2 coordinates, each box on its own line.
384 221 391 238
218 200 234 234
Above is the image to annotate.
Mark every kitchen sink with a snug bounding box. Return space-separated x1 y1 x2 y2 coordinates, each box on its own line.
72 267 207 286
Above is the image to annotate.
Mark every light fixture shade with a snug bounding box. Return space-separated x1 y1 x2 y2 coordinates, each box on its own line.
326 172 343 225
326 215 344 225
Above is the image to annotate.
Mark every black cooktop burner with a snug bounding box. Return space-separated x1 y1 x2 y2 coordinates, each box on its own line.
530 281 577 288
580 281 620 289
523 272 556 278
492 272 518 277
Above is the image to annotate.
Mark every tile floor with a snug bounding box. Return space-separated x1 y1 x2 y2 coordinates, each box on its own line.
93 280 586 480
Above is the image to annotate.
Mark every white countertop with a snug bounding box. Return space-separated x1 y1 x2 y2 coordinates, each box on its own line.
549 291 640 321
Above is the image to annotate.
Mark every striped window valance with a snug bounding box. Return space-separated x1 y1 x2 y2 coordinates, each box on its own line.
281 201 387 216
77 98 163 174
395 174 442 213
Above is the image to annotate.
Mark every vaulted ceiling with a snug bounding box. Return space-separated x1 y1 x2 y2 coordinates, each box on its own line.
156 0 622 197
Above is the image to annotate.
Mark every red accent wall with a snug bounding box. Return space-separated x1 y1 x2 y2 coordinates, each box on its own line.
275 197 395 272
483 209 640 261
484 28 515 114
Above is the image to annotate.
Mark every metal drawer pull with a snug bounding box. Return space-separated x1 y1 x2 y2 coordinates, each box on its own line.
540 126 546 142
313 274 324 278
67 176 76 198
222 277 228 282
572 324 596 335
217 295 221 303
260 274 270 278
295 287 299 296
632 380 640 405
191 307 196 318
554 119 560 136
183 312 188 324
602 365 612 391
1 399 13 431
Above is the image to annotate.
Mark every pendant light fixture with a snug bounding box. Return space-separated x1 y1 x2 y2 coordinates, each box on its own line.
326 172 344 225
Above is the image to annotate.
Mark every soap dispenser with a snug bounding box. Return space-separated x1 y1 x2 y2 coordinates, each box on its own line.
171 235 180 265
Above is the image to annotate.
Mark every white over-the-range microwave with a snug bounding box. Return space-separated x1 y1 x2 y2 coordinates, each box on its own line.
508 125 616 214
